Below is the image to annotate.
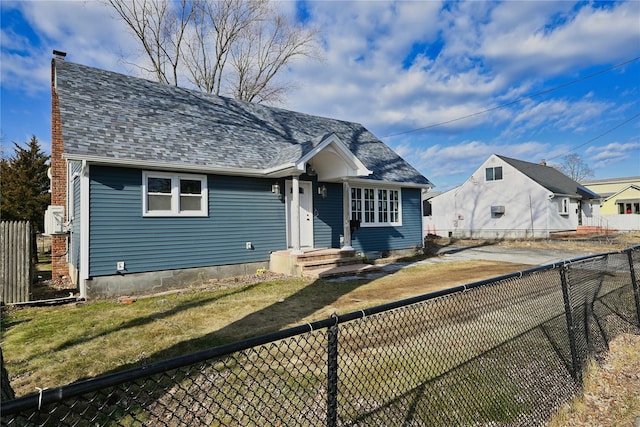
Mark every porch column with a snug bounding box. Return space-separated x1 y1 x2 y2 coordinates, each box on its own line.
342 179 354 251
291 175 303 255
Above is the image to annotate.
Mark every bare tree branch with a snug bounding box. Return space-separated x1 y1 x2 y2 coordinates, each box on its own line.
107 0 321 103
107 0 194 86
558 154 595 182
184 0 266 95
230 6 320 103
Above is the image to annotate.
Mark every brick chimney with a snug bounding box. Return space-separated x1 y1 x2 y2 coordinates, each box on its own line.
51 52 68 281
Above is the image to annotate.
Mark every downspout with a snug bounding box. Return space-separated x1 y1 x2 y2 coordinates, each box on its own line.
341 180 354 251
79 160 90 299
546 193 553 238
529 195 534 238
290 174 303 255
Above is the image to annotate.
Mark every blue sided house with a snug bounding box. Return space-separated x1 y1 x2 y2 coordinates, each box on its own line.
49 54 433 298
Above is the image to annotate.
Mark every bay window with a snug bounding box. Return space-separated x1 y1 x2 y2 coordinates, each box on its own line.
351 186 401 226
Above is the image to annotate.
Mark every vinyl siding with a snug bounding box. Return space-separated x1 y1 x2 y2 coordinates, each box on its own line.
352 188 422 253
89 166 286 277
69 161 82 269
313 182 343 248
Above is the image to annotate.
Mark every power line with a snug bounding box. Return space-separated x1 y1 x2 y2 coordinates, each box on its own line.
546 112 640 163
382 56 640 139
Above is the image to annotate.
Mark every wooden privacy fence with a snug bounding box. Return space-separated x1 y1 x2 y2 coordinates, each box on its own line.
1 221 32 304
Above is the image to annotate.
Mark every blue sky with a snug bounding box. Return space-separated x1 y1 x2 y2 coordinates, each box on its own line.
1 1 639 191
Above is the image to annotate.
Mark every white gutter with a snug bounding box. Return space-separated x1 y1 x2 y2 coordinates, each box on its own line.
62 154 292 178
347 177 434 190
62 154 433 188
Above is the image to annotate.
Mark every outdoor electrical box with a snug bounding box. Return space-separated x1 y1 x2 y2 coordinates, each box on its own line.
44 205 66 235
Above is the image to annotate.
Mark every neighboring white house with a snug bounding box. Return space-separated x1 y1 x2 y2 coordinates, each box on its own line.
424 154 600 239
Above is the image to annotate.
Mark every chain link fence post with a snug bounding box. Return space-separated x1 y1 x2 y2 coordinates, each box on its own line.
327 320 339 427
559 264 581 382
627 250 640 326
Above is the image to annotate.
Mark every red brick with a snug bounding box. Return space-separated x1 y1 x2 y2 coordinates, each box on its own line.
51 59 68 280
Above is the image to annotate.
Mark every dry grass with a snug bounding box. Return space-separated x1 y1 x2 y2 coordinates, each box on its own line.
547 334 640 427
3 236 638 425
1 259 527 398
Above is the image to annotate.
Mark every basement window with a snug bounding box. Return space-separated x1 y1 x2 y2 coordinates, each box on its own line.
143 171 208 217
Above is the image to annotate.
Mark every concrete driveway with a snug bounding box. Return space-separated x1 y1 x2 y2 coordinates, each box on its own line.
328 243 601 282
432 244 596 266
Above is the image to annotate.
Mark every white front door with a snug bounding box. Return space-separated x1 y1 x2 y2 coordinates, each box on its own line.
286 180 314 248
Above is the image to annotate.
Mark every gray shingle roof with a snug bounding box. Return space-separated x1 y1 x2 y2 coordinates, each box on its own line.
55 59 432 186
497 155 599 199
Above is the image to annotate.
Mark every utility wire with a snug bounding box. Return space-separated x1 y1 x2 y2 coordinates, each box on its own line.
382 56 640 139
545 112 640 163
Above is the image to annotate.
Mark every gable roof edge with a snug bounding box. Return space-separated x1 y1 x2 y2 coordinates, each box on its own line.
603 184 640 202
296 133 373 177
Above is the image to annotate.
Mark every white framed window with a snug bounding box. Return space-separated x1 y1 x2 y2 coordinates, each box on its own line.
142 171 208 217
350 186 401 226
485 166 503 181
617 201 640 214
558 197 569 215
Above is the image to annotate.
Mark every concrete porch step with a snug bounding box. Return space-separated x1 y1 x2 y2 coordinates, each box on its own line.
303 263 381 279
293 248 356 262
297 256 363 271
576 225 616 234
270 248 372 277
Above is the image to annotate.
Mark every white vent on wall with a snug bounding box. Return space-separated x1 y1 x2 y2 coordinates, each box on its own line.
44 206 67 235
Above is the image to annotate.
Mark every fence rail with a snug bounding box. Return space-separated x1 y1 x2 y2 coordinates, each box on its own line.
0 221 32 304
581 214 640 232
3 246 640 426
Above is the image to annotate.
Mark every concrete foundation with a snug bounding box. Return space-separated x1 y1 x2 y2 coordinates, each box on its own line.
84 261 269 299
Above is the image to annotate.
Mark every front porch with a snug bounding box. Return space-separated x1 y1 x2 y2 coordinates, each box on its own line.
270 248 380 278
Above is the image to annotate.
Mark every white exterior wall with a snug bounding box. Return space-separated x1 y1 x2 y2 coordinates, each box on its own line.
426 155 584 239
582 214 640 231
547 196 581 231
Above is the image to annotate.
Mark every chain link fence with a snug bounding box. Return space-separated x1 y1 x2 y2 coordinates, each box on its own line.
3 246 639 426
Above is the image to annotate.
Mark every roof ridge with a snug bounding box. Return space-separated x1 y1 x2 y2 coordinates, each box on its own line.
54 59 432 186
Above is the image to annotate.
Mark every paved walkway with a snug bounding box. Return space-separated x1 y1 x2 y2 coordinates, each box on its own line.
432 244 595 266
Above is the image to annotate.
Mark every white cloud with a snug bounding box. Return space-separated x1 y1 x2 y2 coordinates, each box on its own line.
1 0 638 181
1 1 143 95
479 2 640 78
388 138 567 185
586 140 640 169
505 97 615 137
286 0 639 141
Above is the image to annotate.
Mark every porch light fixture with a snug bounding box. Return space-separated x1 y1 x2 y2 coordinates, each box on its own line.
271 183 280 195
306 164 317 177
318 185 327 199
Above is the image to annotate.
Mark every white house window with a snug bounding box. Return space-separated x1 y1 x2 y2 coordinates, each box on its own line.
351 186 401 226
485 166 503 181
558 197 569 215
143 171 208 217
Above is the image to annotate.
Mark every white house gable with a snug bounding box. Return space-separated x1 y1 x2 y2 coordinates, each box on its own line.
427 154 592 239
